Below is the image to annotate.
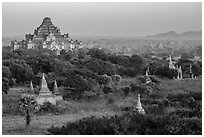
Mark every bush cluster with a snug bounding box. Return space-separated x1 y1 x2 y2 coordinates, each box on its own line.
47 112 201 135
36 102 65 115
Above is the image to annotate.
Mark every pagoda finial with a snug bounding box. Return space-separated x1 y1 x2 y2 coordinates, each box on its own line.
30 81 34 91
53 80 59 95
169 55 172 64
145 69 149 77
136 94 142 109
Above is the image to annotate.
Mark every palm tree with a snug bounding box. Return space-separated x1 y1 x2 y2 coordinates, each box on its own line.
19 94 38 127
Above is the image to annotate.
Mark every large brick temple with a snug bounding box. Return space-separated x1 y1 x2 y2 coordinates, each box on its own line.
11 17 83 55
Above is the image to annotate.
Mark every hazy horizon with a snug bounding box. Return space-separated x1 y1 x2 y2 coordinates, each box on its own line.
3 2 202 37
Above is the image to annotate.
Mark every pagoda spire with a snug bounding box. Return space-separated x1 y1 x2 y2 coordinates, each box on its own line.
169 55 175 69
30 81 34 91
180 66 183 79
39 73 52 95
145 67 151 84
177 66 183 79
169 55 172 64
134 94 145 114
145 69 149 77
189 64 194 78
53 80 59 95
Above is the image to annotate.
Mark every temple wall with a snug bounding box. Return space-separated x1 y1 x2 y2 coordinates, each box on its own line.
36 95 63 105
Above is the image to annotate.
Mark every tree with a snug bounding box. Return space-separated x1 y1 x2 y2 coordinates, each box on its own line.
129 54 144 74
11 62 34 83
53 59 75 76
3 59 34 84
78 48 89 59
58 50 74 60
97 74 112 92
2 77 9 94
19 95 37 127
87 48 109 61
2 65 11 79
83 58 116 75
155 66 177 79
192 63 202 76
111 74 122 92
181 52 194 59
64 72 92 99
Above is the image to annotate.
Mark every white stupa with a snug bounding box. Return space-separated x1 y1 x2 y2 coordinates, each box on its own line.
36 73 63 105
145 67 151 84
53 80 60 95
134 94 145 114
177 66 183 79
169 55 175 69
30 81 34 91
189 64 194 78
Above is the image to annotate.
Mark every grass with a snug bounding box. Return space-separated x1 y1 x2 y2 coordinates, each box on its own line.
159 78 202 96
2 111 116 135
2 77 202 135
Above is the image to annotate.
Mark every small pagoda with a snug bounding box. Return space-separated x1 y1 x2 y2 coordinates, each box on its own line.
177 66 183 80
29 81 34 91
36 73 62 105
144 67 152 84
189 64 194 78
169 55 175 69
134 94 145 114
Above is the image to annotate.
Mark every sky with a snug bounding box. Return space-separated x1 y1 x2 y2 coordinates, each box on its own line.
2 2 202 37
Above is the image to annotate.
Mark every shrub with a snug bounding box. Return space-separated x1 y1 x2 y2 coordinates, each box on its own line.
155 66 177 79
103 86 112 94
106 96 115 105
130 84 146 93
36 102 64 115
2 77 9 94
166 92 202 109
47 112 201 135
121 87 131 96
2 94 21 115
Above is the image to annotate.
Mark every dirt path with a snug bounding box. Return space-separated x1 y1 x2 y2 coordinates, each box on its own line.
2 111 116 135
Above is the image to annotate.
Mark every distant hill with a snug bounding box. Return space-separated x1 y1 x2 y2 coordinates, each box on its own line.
147 31 202 40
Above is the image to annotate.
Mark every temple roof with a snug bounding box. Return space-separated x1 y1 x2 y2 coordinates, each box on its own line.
34 17 61 37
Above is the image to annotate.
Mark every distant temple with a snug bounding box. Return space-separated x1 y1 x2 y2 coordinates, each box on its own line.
11 17 83 55
169 55 176 69
177 66 183 79
145 66 152 84
189 64 194 78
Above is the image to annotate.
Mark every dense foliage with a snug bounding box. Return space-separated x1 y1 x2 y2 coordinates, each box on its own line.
47 90 202 135
47 111 201 135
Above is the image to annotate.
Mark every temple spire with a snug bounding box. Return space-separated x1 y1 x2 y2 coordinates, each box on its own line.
169 55 172 64
145 67 151 84
134 94 145 114
39 73 52 95
177 66 183 79
53 80 59 95
169 55 175 69
189 64 194 78
145 70 149 77
136 94 142 109
30 81 34 91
